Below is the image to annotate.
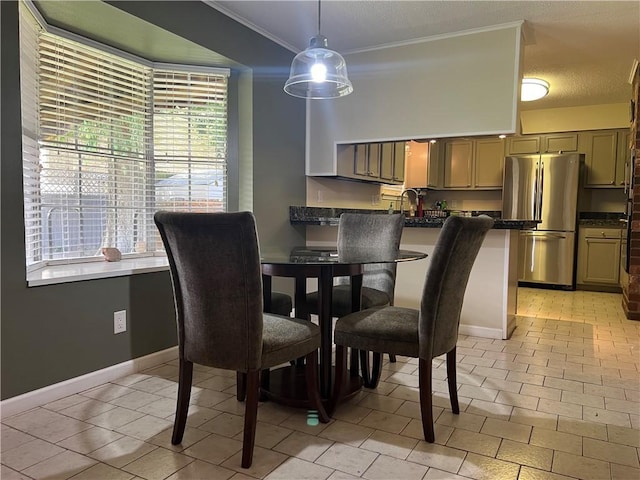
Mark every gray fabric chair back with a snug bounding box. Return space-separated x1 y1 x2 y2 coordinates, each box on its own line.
419 215 494 359
154 211 263 372
336 213 404 298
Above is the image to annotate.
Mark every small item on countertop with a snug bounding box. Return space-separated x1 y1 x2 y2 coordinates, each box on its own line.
388 203 394 214
417 196 424 217
101 247 122 262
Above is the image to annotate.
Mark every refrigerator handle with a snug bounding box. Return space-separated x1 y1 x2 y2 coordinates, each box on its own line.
537 161 544 221
532 161 538 220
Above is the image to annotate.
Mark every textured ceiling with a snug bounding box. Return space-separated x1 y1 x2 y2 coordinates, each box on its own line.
209 0 640 111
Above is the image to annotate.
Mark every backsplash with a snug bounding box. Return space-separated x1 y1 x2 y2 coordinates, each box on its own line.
306 177 503 212
578 211 626 227
306 176 626 215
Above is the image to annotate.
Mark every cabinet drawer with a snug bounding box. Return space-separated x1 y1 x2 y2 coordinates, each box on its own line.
582 228 621 240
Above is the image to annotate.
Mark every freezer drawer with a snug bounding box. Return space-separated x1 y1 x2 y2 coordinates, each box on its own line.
518 230 576 287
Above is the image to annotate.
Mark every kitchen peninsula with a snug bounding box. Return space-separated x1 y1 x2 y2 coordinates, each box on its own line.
291 206 539 339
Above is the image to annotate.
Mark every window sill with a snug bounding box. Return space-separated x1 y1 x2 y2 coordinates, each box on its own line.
27 256 170 287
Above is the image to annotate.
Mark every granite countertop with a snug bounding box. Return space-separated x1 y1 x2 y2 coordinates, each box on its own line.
578 212 626 228
290 206 539 230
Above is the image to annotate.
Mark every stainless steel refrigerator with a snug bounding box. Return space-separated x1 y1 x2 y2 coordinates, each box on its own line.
502 153 583 288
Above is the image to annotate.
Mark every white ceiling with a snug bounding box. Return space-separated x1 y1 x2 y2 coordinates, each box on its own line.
208 0 640 111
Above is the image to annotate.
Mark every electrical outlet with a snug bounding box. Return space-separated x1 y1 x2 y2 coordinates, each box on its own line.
317 190 324 203
371 194 380 205
114 310 127 334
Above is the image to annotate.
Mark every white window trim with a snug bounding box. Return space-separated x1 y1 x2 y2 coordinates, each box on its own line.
27 255 170 287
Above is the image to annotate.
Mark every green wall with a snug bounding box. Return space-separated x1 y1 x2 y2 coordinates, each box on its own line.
1 1 306 400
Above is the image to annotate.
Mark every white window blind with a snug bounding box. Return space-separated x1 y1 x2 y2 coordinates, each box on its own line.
37 33 153 260
19 6 42 265
152 69 228 250
19 5 229 268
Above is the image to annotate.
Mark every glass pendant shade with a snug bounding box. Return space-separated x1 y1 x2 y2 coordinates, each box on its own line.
521 78 549 101
284 35 353 99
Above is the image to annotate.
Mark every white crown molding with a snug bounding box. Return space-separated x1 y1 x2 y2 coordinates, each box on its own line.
203 0 299 53
344 20 525 55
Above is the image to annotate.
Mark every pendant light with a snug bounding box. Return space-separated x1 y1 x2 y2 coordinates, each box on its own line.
284 0 353 99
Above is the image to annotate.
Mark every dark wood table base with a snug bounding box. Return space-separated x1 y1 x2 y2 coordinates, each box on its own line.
261 365 363 408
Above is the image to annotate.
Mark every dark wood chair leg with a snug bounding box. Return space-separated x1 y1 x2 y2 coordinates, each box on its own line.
304 351 330 423
359 349 371 385
389 354 397 363
360 350 383 389
241 370 260 468
349 348 359 376
172 359 193 445
237 372 246 401
446 348 460 414
418 357 435 443
328 345 347 416
259 368 270 402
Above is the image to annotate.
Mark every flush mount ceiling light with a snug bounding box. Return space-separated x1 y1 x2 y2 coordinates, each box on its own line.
521 78 550 102
284 0 353 99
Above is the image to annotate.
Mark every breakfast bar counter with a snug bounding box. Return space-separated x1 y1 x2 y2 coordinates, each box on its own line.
291 206 539 340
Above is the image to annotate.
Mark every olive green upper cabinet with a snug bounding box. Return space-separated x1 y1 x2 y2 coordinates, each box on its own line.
355 143 381 177
404 140 440 189
337 142 404 184
474 138 506 188
507 136 541 155
443 140 473 188
507 133 578 155
615 130 631 188
442 137 504 189
379 141 406 183
580 129 628 188
542 133 579 153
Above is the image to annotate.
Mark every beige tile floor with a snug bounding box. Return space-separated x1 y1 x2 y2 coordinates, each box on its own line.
2 288 639 480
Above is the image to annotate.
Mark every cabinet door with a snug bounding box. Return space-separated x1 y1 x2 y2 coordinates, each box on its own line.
379 143 394 181
443 140 473 188
580 238 621 284
474 138 505 188
336 144 356 178
354 144 369 176
367 143 381 178
392 141 405 183
404 140 436 188
507 136 540 155
582 131 618 187
543 133 578 153
577 228 621 285
615 130 630 187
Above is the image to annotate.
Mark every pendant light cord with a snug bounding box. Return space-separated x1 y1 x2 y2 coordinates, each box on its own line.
317 0 321 35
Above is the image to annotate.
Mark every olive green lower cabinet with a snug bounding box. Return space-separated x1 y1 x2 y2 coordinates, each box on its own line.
576 227 622 291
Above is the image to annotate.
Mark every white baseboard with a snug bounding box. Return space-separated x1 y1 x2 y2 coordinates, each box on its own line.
1 346 178 419
459 324 503 339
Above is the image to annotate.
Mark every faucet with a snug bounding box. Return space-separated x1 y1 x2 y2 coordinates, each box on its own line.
400 188 420 216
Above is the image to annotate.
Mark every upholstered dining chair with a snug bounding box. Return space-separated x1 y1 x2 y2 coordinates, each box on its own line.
154 211 329 468
304 213 404 386
237 289 293 401
267 292 293 316
329 215 494 442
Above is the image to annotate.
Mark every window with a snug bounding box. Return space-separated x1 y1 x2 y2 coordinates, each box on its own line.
19 5 229 269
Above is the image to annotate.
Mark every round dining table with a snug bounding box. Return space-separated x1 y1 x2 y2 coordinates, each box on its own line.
260 245 427 405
